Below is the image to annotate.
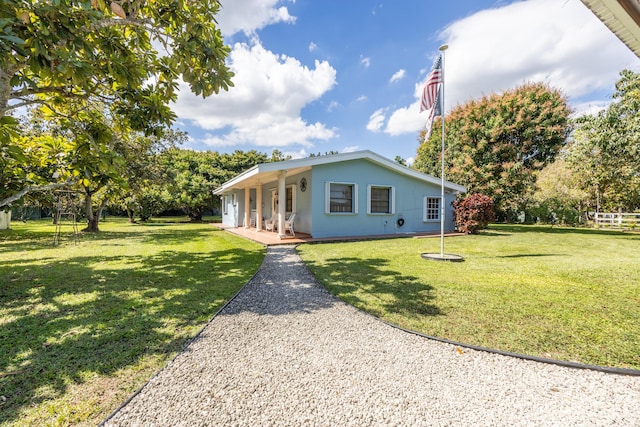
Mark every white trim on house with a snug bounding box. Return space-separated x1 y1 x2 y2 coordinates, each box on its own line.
423 196 441 222
325 181 359 215
579 0 640 57
213 150 466 195
366 185 395 215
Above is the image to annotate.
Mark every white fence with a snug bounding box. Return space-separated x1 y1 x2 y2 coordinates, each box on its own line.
594 212 640 229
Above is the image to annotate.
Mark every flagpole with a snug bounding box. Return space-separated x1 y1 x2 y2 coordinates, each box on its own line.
439 44 448 258
420 44 462 262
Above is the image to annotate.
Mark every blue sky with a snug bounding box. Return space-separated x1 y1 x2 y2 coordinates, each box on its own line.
173 0 640 164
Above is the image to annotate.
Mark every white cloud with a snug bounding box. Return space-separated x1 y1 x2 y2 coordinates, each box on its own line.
385 98 425 136
342 146 360 153
217 0 296 36
366 108 386 132
173 39 337 149
441 0 638 110
570 100 610 117
355 95 368 103
360 55 371 68
327 100 341 112
309 42 318 52
380 0 640 137
389 69 406 83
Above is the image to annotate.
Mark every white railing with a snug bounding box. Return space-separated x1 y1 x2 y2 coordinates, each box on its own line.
595 212 640 229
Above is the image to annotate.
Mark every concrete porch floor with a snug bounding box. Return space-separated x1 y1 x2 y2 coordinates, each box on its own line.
212 223 463 246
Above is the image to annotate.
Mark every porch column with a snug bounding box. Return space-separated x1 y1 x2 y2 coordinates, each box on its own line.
256 182 263 231
277 170 286 239
243 185 250 228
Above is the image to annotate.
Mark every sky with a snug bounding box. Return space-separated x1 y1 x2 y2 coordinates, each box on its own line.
172 0 640 164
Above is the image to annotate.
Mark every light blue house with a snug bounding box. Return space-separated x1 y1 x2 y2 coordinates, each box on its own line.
213 150 466 239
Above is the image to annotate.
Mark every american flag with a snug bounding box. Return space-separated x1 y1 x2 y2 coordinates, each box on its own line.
420 54 443 141
422 91 441 142
420 54 442 113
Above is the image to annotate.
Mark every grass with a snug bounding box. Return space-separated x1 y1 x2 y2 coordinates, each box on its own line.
0 218 264 426
297 224 640 370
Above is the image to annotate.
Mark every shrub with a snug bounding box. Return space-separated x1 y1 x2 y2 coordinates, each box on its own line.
453 193 495 234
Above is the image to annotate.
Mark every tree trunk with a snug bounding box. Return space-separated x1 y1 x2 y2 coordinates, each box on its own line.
82 190 100 232
0 66 15 117
189 211 204 222
0 210 11 230
127 208 135 223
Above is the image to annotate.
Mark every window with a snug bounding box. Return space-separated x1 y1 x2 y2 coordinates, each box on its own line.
271 185 297 213
325 182 358 214
367 185 395 214
222 196 228 215
424 197 440 221
286 185 296 212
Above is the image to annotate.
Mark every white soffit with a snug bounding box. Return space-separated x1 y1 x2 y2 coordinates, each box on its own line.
580 0 640 57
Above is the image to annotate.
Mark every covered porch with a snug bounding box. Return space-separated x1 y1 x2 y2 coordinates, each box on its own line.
214 222 312 245
214 161 312 240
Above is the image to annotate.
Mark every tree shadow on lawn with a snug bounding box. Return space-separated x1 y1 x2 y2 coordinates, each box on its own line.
0 246 262 424
0 221 227 252
303 256 441 319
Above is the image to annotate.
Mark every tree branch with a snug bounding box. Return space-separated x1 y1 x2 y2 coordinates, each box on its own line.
11 85 89 100
1 181 76 208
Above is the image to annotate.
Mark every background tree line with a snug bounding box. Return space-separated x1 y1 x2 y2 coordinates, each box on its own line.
1 0 234 231
8 118 280 227
414 69 640 225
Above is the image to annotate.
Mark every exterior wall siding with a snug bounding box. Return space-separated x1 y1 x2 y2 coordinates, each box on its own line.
310 159 457 238
218 157 461 239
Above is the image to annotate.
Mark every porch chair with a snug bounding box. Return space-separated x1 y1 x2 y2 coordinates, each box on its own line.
284 212 296 236
244 209 257 228
264 214 278 232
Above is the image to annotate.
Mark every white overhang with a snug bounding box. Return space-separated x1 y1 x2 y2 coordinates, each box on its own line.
580 0 640 57
213 150 466 195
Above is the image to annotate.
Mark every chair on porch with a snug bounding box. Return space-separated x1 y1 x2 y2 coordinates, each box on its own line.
264 214 277 232
244 209 257 228
284 212 296 236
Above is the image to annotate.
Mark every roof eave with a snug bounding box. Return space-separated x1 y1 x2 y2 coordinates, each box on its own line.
213 150 467 195
580 0 640 57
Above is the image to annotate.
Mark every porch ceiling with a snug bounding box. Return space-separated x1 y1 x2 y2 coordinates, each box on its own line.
217 165 312 192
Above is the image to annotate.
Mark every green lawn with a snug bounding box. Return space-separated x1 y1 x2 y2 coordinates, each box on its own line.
298 224 640 370
0 218 264 426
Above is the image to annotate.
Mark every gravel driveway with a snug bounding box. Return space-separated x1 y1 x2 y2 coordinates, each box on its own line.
103 245 640 426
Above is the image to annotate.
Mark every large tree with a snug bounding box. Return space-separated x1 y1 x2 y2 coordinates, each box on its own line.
160 149 269 222
32 102 130 231
116 130 185 222
566 69 640 213
0 0 233 209
415 82 572 220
